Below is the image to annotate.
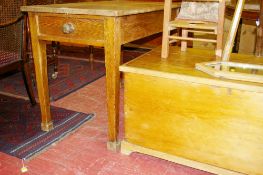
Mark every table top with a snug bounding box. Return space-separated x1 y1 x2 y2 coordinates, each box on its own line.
21 1 180 17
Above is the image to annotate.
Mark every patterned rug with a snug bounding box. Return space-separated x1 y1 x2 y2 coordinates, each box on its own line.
0 47 149 101
0 94 94 160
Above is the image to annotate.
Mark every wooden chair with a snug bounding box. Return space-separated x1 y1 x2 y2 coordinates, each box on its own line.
0 0 36 105
162 0 226 58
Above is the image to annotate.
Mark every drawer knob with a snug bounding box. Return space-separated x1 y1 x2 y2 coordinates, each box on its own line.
62 23 75 34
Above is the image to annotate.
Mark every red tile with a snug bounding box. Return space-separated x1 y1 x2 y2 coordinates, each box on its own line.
1 76 214 175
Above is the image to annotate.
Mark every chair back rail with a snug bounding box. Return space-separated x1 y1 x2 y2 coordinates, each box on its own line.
161 0 226 58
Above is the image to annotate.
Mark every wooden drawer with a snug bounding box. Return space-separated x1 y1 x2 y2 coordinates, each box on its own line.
37 15 104 43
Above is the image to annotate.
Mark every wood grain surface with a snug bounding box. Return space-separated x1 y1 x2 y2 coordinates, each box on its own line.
121 46 263 175
24 1 180 149
28 12 54 131
21 1 180 16
38 14 104 45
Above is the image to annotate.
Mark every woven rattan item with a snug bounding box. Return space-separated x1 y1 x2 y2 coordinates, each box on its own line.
0 0 36 104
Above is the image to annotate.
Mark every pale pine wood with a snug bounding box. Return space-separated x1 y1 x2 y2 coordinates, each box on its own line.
169 35 217 43
120 46 263 175
216 0 226 57
181 29 188 51
184 29 215 34
121 141 244 175
120 47 263 92
28 13 53 131
222 0 245 61
162 0 226 57
170 20 218 30
161 0 173 58
123 72 263 175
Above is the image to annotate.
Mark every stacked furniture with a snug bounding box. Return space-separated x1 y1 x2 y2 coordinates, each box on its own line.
120 0 263 174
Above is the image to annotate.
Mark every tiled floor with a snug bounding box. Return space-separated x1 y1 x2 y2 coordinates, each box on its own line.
0 77 213 175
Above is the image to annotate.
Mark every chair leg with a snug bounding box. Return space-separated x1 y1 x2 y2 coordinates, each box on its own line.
89 45 94 70
120 45 124 64
181 29 188 52
22 61 36 105
161 0 173 58
216 0 226 59
51 41 59 79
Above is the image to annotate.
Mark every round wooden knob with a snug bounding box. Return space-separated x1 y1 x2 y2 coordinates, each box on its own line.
62 23 75 34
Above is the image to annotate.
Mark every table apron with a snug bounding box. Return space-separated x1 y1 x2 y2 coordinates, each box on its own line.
120 9 177 44
31 9 178 46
